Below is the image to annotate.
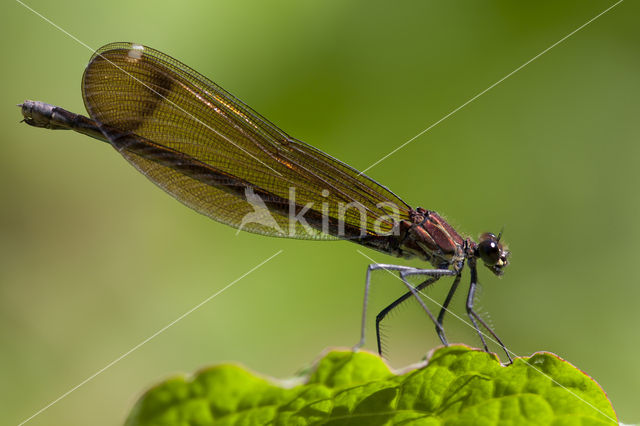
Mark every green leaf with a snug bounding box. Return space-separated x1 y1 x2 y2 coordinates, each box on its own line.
125 345 617 426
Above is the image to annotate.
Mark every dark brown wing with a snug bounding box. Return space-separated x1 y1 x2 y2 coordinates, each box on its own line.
82 42 411 240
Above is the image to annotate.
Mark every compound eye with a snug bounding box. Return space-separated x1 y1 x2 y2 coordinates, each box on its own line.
478 238 500 265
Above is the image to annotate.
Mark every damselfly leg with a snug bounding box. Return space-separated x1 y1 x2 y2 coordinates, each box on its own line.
375 275 440 356
467 258 513 363
354 264 456 355
401 268 462 348
359 261 513 364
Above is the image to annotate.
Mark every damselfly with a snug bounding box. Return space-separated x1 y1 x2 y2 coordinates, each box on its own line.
19 42 511 362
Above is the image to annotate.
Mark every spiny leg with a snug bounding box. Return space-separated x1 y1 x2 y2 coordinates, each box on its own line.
354 264 419 351
436 273 462 346
374 268 456 356
466 276 489 351
467 260 513 363
375 276 440 356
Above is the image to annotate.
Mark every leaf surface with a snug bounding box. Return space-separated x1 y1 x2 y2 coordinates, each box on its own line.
125 346 617 426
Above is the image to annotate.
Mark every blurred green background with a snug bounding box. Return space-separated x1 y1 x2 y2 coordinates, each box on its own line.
1 0 638 424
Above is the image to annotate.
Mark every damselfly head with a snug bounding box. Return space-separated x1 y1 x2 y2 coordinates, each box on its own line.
476 232 509 276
